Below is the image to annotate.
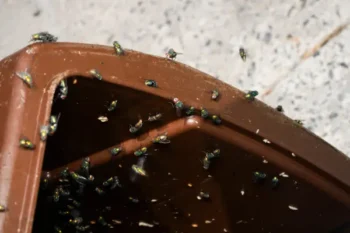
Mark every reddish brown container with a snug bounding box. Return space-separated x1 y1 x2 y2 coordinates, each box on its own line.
0 43 349 233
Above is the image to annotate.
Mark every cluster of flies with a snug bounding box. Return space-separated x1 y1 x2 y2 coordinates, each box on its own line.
4 32 303 226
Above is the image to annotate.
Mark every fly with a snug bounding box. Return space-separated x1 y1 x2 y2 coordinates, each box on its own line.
19 137 35 150
110 147 122 156
80 157 90 178
39 125 49 141
166 48 182 60
239 47 247 61
145 79 157 87
170 97 184 117
90 69 103 81
211 89 219 100
30 32 58 43
148 113 162 122
186 106 195 116
107 100 118 111
253 171 267 183
245 90 259 101
129 119 143 133
59 79 68 100
49 113 61 136
103 176 122 190
211 115 222 125
95 187 105 196
113 41 125 55
152 133 171 144
134 147 148 157
16 71 33 88
200 108 209 119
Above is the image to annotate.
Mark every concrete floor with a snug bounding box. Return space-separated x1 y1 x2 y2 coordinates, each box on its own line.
0 0 349 156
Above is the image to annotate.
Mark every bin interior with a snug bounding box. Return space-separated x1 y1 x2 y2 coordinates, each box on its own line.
33 76 350 233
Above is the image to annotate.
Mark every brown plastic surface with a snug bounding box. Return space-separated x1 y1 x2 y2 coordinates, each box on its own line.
0 42 349 233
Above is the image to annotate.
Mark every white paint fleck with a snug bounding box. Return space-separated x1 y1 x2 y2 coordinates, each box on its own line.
223 228 228 232
151 199 158 203
288 205 298 211
240 189 245 196
256 129 260 134
279 172 289 178
263 159 268 164
139 221 154 228
197 196 202 200
291 152 296 157
263 138 271 144
112 219 122 225
205 220 212 224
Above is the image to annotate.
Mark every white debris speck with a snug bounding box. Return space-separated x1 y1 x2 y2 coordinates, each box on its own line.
151 199 158 203
240 189 245 196
98 116 108 122
205 220 211 224
223 228 228 232
139 221 154 228
291 152 296 157
279 172 289 178
256 129 260 134
263 159 268 164
197 196 202 200
112 219 122 225
263 139 271 144
288 205 298 211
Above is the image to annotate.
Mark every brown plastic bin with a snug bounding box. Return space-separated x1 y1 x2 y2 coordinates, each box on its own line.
0 43 349 233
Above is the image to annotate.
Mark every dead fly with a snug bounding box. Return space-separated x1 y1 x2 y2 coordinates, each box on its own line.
0 205 7 212
113 41 125 55
41 171 51 190
54 226 63 233
103 176 122 190
107 100 118 112
200 108 209 119
170 97 184 117
197 191 210 200
186 106 195 116
16 71 33 88
129 197 140 203
166 48 182 60
90 69 103 81
95 187 106 196
202 149 220 170
239 47 247 61
276 105 284 113
134 147 148 157
68 198 81 208
98 216 109 227
245 90 259 101
58 79 68 100
148 113 162 122
39 125 49 141
75 225 90 232
58 210 70 216
49 113 61 136
19 137 35 150
294 119 304 126
253 171 267 183
70 171 91 185
58 186 70 196
53 188 60 202
145 79 157 88
132 164 147 177
80 157 90 178
211 89 220 100
110 147 122 156
211 115 222 125
271 176 279 189
152 133 171 144
30 32 57 43
60 167 70 178
69 217 83 226
98 116 108 122
129 119 143 133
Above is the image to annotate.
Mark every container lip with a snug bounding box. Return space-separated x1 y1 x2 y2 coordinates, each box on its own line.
0 42 349 233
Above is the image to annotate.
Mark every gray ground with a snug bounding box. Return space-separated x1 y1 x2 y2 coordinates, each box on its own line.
0 0 349 156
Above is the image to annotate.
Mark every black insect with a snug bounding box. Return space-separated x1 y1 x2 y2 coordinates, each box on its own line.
166 48 182 60
245 90 259 101
30 32 58 43
19 137 35 150
276 105 284 112
145 79 157 87
271 176 279 189
103 176 122 190
113 41 125 55
239 47 247 61
110 147 122 156
253 171 267 183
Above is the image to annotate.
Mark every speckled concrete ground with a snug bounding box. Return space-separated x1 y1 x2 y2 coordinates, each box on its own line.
0 0 349 156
